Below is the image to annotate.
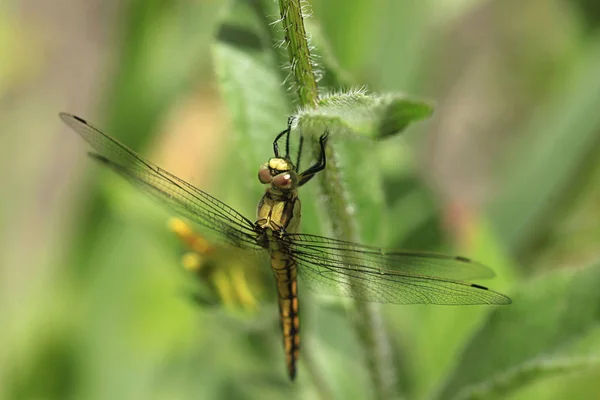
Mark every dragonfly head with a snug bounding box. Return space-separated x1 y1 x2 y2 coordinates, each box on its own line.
258 158 298 190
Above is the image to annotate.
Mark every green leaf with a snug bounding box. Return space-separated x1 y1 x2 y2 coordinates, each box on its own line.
294 90 432 243
295 90 433 140
294 112 388 244
438 261 600 400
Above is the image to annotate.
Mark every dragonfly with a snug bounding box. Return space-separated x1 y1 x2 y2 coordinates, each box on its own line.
59 112 511 381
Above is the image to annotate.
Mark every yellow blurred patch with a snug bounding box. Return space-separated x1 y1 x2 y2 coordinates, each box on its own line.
168 217 261 313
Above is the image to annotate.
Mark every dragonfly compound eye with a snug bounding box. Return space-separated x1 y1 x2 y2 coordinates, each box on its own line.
258 164 273 184
272 172 297 190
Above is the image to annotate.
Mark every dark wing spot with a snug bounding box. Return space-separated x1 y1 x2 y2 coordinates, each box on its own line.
73 115 87 124
455 256 471 262
471 284 489 290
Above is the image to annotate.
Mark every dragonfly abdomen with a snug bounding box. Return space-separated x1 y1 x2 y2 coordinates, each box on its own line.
257 184 302 379
271 250 300 380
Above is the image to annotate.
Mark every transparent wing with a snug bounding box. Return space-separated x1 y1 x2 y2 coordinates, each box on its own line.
287 234 495 280
60 113 262 250
285 233 511 305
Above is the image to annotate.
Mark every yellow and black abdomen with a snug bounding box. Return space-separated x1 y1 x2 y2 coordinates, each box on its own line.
271 250 300 380
256 188 302 380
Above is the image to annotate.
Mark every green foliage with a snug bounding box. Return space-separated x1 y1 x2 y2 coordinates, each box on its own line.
4 0 600 399
105 0 226 144
296 89 433 139
488 39 600 259
439 262 600 399
213 0 292 207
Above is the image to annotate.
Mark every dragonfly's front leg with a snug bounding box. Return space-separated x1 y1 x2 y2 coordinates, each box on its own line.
297 131 329 187
273 117 293 159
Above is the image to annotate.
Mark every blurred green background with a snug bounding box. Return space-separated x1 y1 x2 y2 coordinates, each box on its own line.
2 0 600 399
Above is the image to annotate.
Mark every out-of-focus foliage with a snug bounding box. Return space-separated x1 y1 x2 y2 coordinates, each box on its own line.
2 0 600 399
440 262 600 399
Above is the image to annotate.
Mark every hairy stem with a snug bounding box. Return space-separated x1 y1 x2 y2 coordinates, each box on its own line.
276 1 398 398
277 0 319 106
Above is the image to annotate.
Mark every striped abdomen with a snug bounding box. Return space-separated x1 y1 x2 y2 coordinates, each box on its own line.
271 250 300 380
257 186 302 379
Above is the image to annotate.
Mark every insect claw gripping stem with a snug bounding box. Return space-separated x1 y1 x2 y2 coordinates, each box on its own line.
297 129 329 187
296 135 304 171
319 130 329 145
272 123 292 159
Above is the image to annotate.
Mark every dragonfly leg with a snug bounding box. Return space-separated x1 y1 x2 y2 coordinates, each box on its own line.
273 118 293 159
298 131 328 187
295 135 304 172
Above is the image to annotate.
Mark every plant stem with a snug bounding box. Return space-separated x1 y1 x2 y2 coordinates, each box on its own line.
276 1 398 399
277 0 319 106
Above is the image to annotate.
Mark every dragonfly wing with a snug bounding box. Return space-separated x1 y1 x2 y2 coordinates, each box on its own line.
286 233 496 280
60 113 261 250
286 234 511 305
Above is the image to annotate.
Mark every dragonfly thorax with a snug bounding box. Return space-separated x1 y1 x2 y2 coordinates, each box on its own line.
258 157 298 191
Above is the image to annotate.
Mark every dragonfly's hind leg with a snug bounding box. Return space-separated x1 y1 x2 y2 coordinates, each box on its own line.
298 131 328 187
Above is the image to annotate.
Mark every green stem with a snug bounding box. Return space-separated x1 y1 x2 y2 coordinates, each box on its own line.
277 0 319 106
276 1 398 399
